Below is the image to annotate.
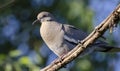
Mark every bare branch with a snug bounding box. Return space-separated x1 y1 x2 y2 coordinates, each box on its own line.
0 0 15 9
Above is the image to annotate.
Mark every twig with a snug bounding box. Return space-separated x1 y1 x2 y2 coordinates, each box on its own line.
0 0 15 9
40 4 120 71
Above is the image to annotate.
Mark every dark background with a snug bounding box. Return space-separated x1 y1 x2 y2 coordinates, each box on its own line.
0 0 120 71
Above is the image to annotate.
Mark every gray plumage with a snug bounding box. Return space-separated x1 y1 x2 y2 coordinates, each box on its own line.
33 11 120 57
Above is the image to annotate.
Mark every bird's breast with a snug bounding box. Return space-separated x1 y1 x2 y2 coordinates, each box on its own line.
40 22 63 45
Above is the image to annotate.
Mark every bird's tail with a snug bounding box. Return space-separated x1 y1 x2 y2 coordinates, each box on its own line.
95 45 120 52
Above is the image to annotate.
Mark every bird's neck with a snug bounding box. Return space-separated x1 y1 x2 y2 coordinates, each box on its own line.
41 21 60 30
40 21 61 36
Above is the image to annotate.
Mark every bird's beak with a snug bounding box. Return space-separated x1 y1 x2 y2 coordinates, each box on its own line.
32 19 39 25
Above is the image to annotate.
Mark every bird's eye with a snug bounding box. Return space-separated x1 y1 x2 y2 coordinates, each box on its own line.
42 15 47 18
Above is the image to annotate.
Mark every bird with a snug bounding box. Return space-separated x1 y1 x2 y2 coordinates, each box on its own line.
32 11 120 58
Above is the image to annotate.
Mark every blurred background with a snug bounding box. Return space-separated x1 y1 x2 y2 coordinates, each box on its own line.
0 0 120 71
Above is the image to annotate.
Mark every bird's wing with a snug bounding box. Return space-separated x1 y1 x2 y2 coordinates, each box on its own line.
62 24 88 45
62 24 120 52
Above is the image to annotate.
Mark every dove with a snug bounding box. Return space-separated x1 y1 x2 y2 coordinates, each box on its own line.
33 11 120 58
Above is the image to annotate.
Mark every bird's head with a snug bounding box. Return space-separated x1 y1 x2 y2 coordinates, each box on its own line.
32 11 54 25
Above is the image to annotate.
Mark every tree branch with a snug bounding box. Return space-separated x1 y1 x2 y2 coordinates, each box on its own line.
0 0 15 9
40 4 120 71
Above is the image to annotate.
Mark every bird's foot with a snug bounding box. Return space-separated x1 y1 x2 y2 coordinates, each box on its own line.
52 54 66 65
77 40 84 45
52 55 67 68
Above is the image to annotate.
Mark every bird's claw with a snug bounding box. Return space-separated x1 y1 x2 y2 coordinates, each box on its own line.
52 55 65 64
